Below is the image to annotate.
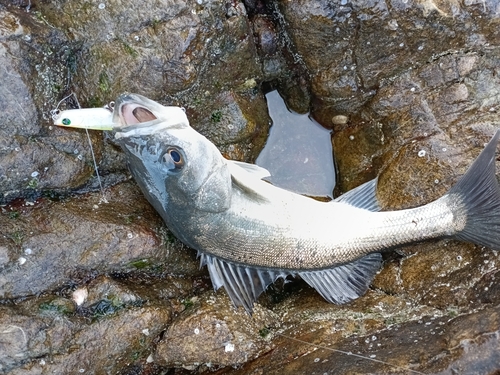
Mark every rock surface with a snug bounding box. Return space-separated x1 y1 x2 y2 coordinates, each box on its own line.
1 0 500 374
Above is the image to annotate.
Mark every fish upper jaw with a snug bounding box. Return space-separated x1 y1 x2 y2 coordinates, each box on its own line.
112 93 189 137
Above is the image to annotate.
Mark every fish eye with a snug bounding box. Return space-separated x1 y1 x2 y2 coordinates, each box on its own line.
62 118 71 125
162 147 185 170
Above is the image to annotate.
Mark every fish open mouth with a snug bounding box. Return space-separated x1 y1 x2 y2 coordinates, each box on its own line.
113 93 164 128
121 104 158 125
112 93 189 137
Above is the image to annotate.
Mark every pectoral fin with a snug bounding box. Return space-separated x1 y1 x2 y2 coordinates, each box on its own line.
226 160 271 203
227 160 271 179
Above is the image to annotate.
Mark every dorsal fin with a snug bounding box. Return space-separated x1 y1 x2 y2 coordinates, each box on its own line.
334 178 380 211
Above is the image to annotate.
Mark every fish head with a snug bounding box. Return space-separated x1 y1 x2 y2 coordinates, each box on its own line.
112 93 232 217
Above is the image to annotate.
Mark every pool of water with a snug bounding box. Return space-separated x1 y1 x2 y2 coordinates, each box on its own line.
256 90 335 198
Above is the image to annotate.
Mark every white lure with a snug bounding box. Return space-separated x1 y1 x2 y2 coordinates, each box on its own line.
52 107 115 130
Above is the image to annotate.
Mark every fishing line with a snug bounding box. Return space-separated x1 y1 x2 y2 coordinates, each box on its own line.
277 333 426 375
52 93 107 203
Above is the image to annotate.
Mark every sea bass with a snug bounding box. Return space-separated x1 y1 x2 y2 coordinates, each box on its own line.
111 93 500 313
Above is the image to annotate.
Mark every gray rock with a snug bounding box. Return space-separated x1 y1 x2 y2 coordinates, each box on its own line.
0 182 199 299
156 291 279 371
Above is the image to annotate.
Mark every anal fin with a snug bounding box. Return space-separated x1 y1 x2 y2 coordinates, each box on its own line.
299 253 382 304
199 252 289 314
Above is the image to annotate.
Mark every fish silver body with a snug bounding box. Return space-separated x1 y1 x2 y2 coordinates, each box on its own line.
112 93 500 313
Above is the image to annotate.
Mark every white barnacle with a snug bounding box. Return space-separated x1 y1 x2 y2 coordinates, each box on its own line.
388 19 398 30
72 288 88 306
194 328 200 335
224 342 235 352
418 149 426 157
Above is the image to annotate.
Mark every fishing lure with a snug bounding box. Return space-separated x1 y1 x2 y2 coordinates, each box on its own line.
51 105 115 130
50 94 113 202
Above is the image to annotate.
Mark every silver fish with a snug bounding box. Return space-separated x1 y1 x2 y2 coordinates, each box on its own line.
112 93 500 313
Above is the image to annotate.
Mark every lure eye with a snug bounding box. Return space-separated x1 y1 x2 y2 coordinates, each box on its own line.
162 147 185 171
62 118 71 126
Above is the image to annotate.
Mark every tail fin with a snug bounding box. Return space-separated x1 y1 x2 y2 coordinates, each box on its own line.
449 130 500 250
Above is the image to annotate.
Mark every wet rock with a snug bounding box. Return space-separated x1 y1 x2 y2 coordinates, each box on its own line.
1 301 172 374
155 291 279 371
332 50 500 200
212 287 440 374
279 0 500 122
374 240 500 310
0 6 102 203
82 275 142 307
252 14 286 82
253 15 280 58
214 289 500 374
185 89 271 162
0 181 201 299
38 0 265 124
